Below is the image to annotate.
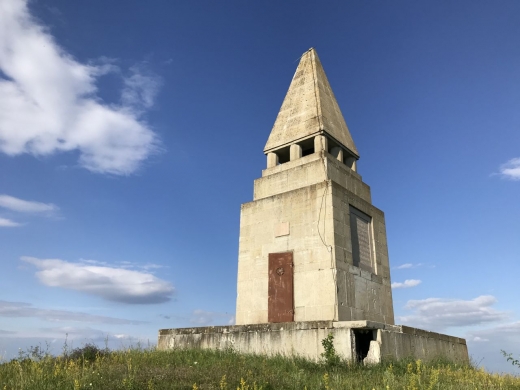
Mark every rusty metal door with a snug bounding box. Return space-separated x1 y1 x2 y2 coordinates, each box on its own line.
268 252 294 323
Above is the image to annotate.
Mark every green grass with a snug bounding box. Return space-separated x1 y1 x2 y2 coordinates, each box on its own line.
0 347 519 389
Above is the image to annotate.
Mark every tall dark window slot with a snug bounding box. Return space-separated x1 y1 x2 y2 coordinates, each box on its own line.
350 206 374 273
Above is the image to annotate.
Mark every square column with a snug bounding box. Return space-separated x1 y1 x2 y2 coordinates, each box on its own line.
314 135 328 153
267 152 279 168
330 146 343 162
290 144 302 161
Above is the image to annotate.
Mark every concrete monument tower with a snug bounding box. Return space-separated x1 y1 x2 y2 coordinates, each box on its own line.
158 49 468 364
236 48 394 326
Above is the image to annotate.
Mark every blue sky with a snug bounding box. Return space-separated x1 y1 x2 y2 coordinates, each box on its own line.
0 0 519 374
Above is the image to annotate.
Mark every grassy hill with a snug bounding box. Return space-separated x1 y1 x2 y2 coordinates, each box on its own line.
1 346 519 389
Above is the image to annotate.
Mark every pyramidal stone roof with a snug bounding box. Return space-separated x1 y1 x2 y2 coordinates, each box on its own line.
264 48 359 158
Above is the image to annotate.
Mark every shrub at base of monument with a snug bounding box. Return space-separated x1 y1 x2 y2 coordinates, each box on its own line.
321 333 340 367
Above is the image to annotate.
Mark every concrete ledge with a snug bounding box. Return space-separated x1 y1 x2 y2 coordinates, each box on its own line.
261 152 322 177
332 320 384 330
158 321 468 364
159 321 334 336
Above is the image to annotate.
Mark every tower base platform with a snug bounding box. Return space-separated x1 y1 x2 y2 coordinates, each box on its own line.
158 320 468 364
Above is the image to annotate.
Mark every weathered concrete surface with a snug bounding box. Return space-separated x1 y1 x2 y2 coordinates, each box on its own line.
158 48 469 365
158 321 469 364
236 150 393 325
380 326 469 362
256 151 371 202
264 48 358 157
364 340 381 365
238 52 381 328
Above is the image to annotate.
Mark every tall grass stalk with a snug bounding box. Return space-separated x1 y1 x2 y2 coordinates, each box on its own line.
0 347 518 389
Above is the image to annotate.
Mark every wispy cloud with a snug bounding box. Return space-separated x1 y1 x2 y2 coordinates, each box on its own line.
393 263 432 270
468 321 520 340
0 300 143 324
0 326 149 360
0 194 58 214
398 295 508 331
36 326 136 341
0 0 161 175
121 65 161 113
190 310 235 326
21 257 174 304
0 194 58 226
82 259 165 272
466 321 520 373
391 279 422 289
498 158 520 181
0 217 22 227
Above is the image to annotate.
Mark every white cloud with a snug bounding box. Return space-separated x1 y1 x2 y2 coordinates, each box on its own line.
0 217 21 227
498 158 520 181
190 310 235 326
21 256 174 304
398 295 508 331
0 194 57 214
0 300 143 324
109 260 165 271
394 263 429 270
37 326 111 341
0 0 160 175
121 65 161 112
0 326 150 360
466 321 520 374
34 326 136 343
391 279 422 289
469 321 520 341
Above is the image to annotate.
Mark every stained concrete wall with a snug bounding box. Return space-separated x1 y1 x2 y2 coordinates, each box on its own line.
380 326 469 362
158 321 468 364
331 181 394 324
255 152 371 203
159 321 353 361
236 180 337 325
236 151 394 326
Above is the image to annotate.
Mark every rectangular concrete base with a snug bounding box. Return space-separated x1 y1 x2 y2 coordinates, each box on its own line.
158 321 468 364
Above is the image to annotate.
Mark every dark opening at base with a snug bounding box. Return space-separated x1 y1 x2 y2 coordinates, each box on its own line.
353 329 375 362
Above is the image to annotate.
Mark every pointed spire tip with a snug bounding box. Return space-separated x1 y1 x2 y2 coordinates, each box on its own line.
264 48 359 157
